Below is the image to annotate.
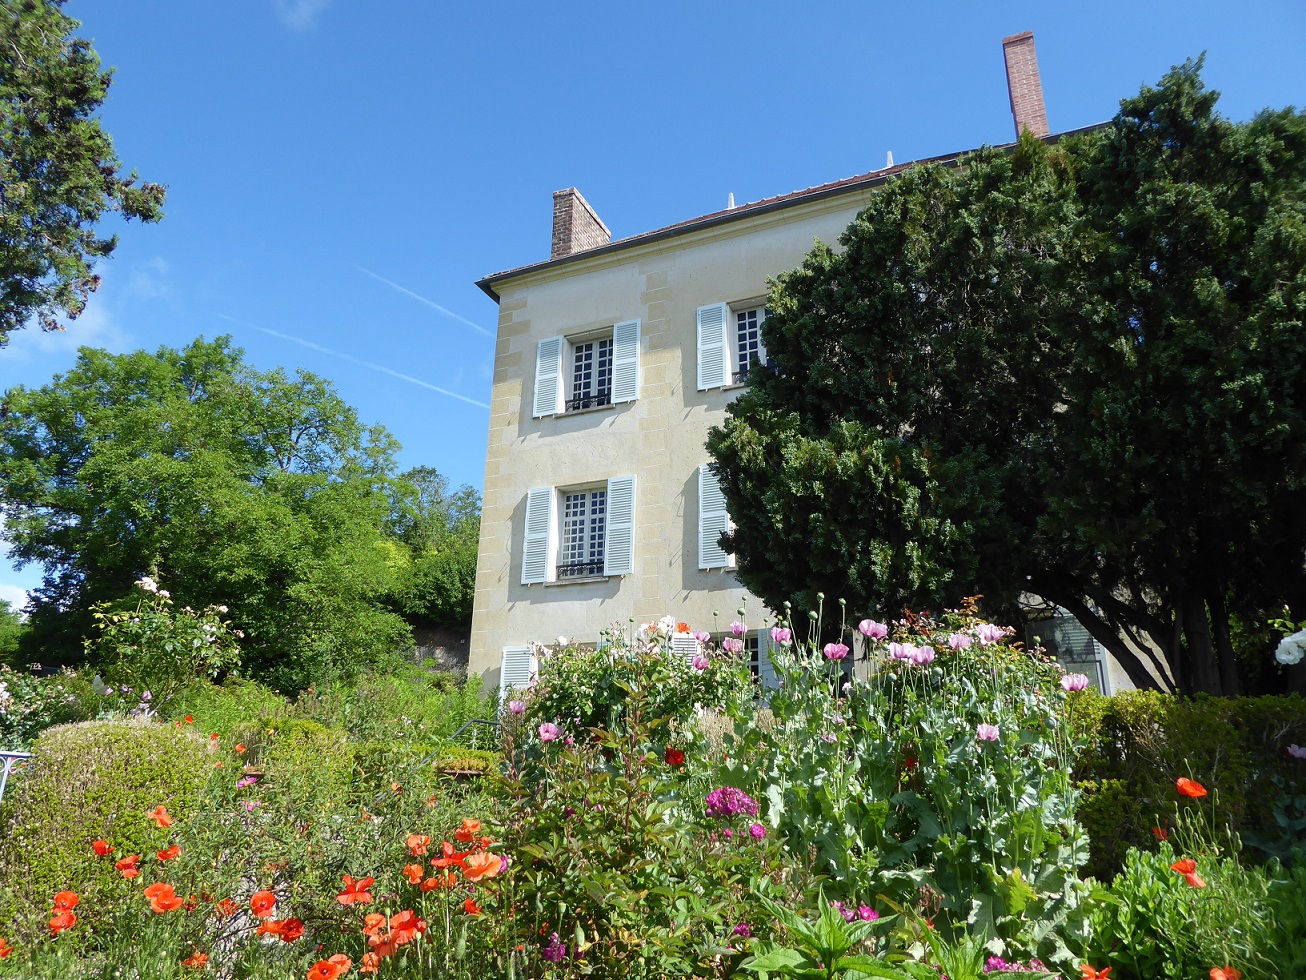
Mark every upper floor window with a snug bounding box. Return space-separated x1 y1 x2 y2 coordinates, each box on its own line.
532 320 640 418
697 302 768 390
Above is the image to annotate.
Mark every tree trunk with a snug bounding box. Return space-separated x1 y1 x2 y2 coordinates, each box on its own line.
1036 586 1169 693
1181 591 1223 695
1207 593 1240 697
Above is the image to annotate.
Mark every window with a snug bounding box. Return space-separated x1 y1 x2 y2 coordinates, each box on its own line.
1025 607 1112 694
533 320 640 417
696 302 767 390
558 487 606 578
520 475 636 584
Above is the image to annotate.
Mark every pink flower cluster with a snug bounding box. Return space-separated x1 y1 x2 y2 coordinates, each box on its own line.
705 786 759 820
829 899 879 922
889 642 936 666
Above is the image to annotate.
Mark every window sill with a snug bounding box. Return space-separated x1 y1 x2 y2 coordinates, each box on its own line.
560 402 618 418
544 574 611 587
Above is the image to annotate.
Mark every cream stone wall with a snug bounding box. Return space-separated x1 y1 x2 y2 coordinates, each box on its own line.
469 190 877 685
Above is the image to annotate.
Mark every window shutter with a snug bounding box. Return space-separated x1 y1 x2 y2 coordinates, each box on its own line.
698 463 733 569
611 319 641 403
521 487 554 585
499 645 536 692
532 337 563 417
756 629 779 692
603 474 636 576
670 633 701 664
696 303 729 390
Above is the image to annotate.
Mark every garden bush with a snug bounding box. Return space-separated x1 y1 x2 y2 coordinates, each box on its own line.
0 666 100 749
0 718 211 939
1074 690 1306 877
227 717 354 816
161 676 290 737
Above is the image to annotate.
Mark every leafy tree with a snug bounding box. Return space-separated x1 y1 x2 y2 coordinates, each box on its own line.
384 466 480 629
0 598 24 663
0 335 410 689
0 0 165 344
707 63 1306 696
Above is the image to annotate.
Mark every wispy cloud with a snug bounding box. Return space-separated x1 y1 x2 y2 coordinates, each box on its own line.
0 583 29 614
214 313 490 410
1 293 129 364
270 0 330 31
353 266 493 338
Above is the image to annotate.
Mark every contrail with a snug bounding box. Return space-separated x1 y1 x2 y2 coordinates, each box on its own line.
353 265 494 338
214 314 490 410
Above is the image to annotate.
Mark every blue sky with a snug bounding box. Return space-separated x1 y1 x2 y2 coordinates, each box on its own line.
2 0 1304 607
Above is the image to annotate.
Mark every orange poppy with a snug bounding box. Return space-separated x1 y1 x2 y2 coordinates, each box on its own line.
1081 967 1112 980
49 911 76 935
462 852 502 882
406 834 431 856
157 844 181 861
182 951 209 969
432 840 464 869
1210 969 1242 980
52 890 79 911
1170 858 1207 887
184 715 194 724
454 819 482 843
257 917 304 942
250 890 277 918
308 960 348 980
214 898 238 917
145 883 184 913
235 744 246 754
420 872 459 891
1176 777 1208 798
463 897 481 916
402 864 424 884
335 875 374 906
328 954 352 971
0 937 11 958
92 839 114 856
362 912 386 937
360 951 381 973
147 805 174 828
388 909 426 946
116 854 141 879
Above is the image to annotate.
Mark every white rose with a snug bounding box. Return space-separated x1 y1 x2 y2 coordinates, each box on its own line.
1275 629 1306 666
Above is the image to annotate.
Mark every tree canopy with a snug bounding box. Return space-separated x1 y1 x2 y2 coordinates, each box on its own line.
0 0 165 344
0 336 412 689
707 62 1306 696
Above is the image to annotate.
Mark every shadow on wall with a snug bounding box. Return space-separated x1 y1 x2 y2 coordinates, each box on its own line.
411 623 470 675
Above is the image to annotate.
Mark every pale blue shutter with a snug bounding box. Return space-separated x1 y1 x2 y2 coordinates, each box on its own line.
696 303 729 390
499 645 536 692
603 475 636 576
698 463 732 569
533 337 563 417
671 633 701 664
756 629 779 691
521 487 554 585
611 319 640 404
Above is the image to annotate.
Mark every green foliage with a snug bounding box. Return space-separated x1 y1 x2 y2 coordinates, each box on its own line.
0 0 165 344
1263 861 1306 977
707 61 1306 695
161 675 290 737
0 664 98 747
0 600 23 664
1073 689 1306 877
0 718 210 939
86 577 241 710
228 716 354 816
0 335 412 688
741 892 902 980
726 606 1087 968
384 466 481 628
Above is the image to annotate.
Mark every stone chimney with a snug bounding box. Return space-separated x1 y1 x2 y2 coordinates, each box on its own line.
551 188 610 259
1002 31 1050 139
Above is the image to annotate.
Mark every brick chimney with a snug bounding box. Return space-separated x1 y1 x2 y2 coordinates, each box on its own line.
1002 31 1050 139
551 188 610 259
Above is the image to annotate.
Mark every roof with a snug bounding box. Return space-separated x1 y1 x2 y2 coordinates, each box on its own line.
476 123 1106 301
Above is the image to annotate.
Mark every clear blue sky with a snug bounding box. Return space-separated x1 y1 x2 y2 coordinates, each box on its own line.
1 0 1303 607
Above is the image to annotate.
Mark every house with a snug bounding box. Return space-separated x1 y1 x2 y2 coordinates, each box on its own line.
468 32 1115 692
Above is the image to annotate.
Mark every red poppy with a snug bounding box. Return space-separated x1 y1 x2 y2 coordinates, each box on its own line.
182 951 209 969
257 917 304 942
1211 969 1242 980
308 959 348 980
210 733 220 741
664 746 685 767
389 909 427 946
1170 857 1207 888
431 840 464 869
453 819 481 843
157 844 181 861
214 898 239 917
147 805 174 828
0 937 12 958
184 715 194 724
903 754 919 772
145 882 183 913
362 913 386 937
1081 967 1112 980
336 875 375 906
49 911 76 936
463 851 502 882
360 952 381 973
405 833 431 856
234 744 246 755
1176 777 1208 798
1152 826 1169 841
92 839 114 857
250 890 277 919
53 891 79 911
116 854 141 879
402 864 424 885
463 897 481 916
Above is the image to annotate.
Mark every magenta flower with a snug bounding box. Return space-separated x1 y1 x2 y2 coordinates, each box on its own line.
858 619 888 639
909 645 936 666
705 786 759 819
538 722 561 743
889 642 913 661
542 933 567 962
976 624 1006 645
976 723 1000 742
948 632 972 650
691 653 710 672
857 905 878 921
722 637 744 655
733 922 752 938
749 822 766 839
730 621 747 637
508 699 526 715
693 629 711 644
236 775 259 789
770 626 793 645
823 642 849 661
1060 673 1090 692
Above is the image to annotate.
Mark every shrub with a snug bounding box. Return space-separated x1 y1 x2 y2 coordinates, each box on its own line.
227 717 354 816
0 666 99 749
0 718 212 939
161 676 290 737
